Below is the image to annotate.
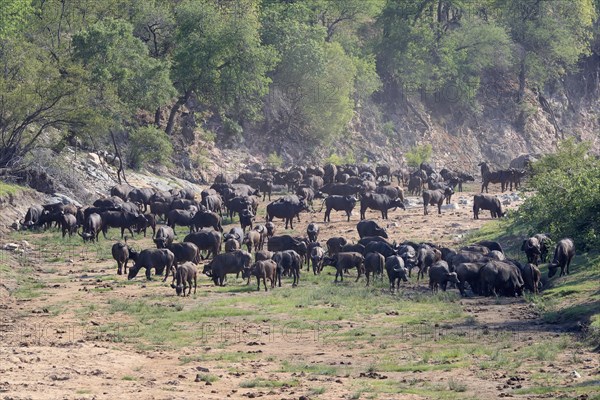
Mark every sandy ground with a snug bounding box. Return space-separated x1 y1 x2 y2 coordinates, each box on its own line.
0 186 598 400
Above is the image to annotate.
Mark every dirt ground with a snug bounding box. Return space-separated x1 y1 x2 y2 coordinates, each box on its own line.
0 186 598 400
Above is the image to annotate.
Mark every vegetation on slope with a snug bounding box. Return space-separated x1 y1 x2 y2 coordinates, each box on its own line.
0 0 598 175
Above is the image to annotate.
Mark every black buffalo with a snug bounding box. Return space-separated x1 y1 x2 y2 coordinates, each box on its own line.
128 248 175 280
266 198 308 229
100 211 139 239
154 226 175 249
79 213 102 242
360 193 405 220
184 230 222 259
473 194 504 219
321 195 357 222
356 220 387 239
422 188 454 215
548 239 575 278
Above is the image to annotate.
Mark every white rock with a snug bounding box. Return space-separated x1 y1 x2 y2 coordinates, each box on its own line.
441 203 460 210
87 152 102 166
571 370 581 379
3 243 19 250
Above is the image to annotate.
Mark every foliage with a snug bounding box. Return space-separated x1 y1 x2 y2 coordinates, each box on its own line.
171 0 276 123
127 126 173 170
0 0 599 172
377 0 513 109
261 2 357 145
497 0 596 97
514 139 600 250
325 151 356 166
405 144 433 168
0 37 83 170
266 152 283 169
73 18 175 113
0 0 32 39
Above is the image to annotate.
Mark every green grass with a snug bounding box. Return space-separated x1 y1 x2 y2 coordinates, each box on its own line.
121 375 137 381
0 181 24 197
513 381 600 397
278 361 341 376
179 351 259 364
239 378 299 388
195 373 219 383
309 387 326 395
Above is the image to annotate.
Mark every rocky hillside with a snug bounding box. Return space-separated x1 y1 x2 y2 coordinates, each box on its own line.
168 74 600 178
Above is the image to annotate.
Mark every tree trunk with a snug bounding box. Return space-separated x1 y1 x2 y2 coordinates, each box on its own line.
154 106 162 128
518 58 527 103
165 91 191 135
110 130 126 185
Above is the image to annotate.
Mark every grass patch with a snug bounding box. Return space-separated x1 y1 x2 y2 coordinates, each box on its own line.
121 375 137 381
448 378 467 392
195 373 218 383
0 181 24 197
179 351 259 364
309 387 326 395
239 378 299 388
278 361 341 376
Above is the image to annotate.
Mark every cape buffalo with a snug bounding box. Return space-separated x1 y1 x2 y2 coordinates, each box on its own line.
473 194 504 219
479 260 524 297
154 226 175 249
322 252 364 283
128 248 175 280
204 250 252 286
356 220 388 239
243 260 278 291
428 261 459 292
171 262 197 296
112 242 138 275
422 188 454 215
548 239 575 278
321 195 357 222
385 256 408 292
360 193 405 220
79 213 102 242
184 230 221 259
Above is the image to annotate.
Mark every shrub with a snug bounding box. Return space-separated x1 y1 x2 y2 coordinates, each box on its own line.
127 126 173 170
266 152 283 169
514 139 600 250
325 150 356 166
405 144 432 168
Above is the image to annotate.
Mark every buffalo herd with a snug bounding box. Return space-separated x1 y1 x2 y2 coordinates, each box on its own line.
17 160 573 297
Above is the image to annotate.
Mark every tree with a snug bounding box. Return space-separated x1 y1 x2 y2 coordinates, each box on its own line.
377 0 512 111
0 38 82 173
261 2 357 145
0 0 32 39
167 0 276 135
496 0 596 101
72 18 175 182
73 18 175 114
405 144 432 167
127 126 173 170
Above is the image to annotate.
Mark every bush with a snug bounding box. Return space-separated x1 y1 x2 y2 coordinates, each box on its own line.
325 150 355 166
127 126 173 170
266 152 283 168
514 139 600 251
222 117 243 140
405 144 432 168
